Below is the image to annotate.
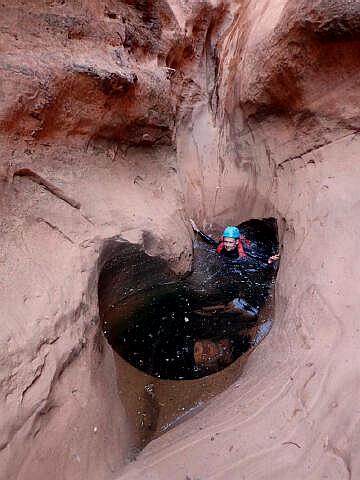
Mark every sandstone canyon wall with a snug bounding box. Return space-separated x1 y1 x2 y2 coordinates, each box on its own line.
1 1 360 479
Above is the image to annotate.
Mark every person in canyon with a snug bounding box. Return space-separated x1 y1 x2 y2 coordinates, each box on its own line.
189 219 280 264
189 218 279 371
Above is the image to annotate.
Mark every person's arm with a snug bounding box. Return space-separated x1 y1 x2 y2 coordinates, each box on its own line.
268 253 280 264
189 219 218 247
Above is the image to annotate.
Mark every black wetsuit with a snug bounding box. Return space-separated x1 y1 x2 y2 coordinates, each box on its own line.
196 230 219 248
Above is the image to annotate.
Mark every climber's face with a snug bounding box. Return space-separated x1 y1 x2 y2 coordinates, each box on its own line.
223 237 238 252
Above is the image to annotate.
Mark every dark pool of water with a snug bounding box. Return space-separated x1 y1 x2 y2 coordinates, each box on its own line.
100 218 279 380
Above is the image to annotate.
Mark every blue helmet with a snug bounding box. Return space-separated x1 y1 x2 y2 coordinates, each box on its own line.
223 226 240 239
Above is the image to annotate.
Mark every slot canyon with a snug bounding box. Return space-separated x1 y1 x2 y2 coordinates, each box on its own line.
1 1 360 479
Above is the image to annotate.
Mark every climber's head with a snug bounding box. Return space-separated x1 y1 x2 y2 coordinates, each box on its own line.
223 226 240 252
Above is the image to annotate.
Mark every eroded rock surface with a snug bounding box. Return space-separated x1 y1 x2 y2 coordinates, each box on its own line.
1 1 360 479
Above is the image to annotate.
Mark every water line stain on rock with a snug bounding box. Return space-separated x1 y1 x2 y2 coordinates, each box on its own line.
99 218 279 381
